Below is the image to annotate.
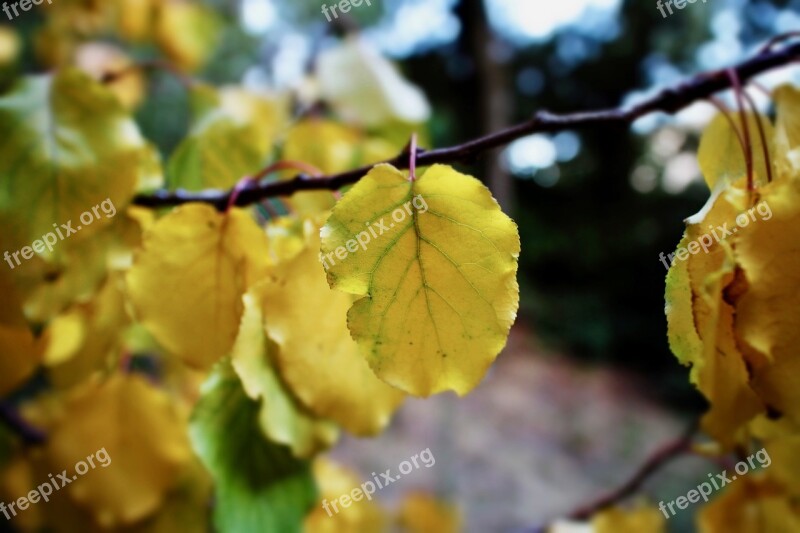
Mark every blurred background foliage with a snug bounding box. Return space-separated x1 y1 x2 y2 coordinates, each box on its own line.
2 0 799 416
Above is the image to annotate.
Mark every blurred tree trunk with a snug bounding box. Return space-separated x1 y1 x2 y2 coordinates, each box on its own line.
460 0 513 211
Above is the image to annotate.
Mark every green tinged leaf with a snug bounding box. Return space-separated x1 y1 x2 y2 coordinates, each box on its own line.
189 362 317 533
0 68 154 254
167 84 283 191
321 163 520 397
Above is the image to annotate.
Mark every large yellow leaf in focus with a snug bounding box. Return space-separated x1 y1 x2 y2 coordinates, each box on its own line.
666 182 763 447
733 177 800 423
126 204 270 369
46 374 193 528
258 221 405 435
591 506 665 533
321 164 520 397
698 112 774 190
304 459 388 533
232 291 340 458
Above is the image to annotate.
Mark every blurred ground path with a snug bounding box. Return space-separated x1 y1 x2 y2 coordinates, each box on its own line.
329 320 701 532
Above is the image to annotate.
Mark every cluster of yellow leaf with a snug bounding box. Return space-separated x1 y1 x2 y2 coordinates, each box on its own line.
663 85 800 526
0 30 516 529
33 0 220 76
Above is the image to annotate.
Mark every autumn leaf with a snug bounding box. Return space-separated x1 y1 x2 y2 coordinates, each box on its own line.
0 69 153 255
43 273 129 390
0 266 44 396
773 84 800 178
591 505 666 533
732 177 800 424
189 362 317 533
258 219 405 435
231 291 340 458
321 163 520 397
316 37 431 127
154 1 221 72
665 180 763 447
166 84 274 191
697 478 800 532
46 374 193 528
126 204 270 369
396 492 462 533
304 459 388 533
697 112 774 189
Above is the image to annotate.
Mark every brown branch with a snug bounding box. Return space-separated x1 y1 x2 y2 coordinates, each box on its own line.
566 421 698 522
133 39 800 211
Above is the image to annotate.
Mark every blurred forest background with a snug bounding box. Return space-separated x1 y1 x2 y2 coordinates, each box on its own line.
2 0 799 531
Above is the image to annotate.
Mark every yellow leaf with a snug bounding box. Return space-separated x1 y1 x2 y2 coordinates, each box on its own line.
396 492 461 533
316 37 431 127
697 478 800 532
3 208 147 325
218 86 289 156
46 374 193 528
154 1 220 72
591 505 665 533
698 112 774 190
281 119 360 216
258 220 405 435
0 25 21 66
749 417 800 498
74 42 146 110
0 267 44 396
115 0 162 42
167 84 276 191
773 84 800 179
232 291 340 458
665 181 763 447
0 69 152 253
44 273 129 390
304 459 388 533
733 177 800 424
126 204 270 369
321 164 520 397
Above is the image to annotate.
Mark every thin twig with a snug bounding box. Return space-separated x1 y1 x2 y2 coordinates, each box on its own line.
741 90 773 184
566 421 697 521
132 39 800 211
